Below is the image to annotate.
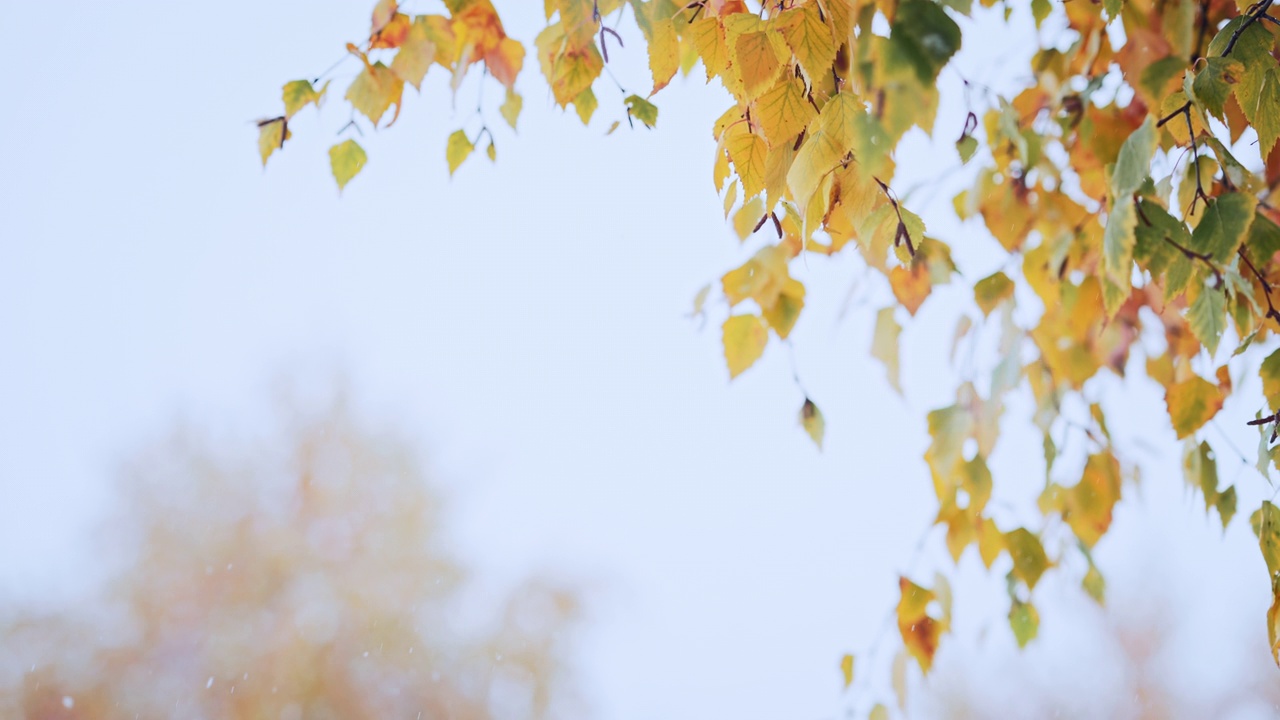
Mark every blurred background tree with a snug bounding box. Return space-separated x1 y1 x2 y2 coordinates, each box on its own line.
0 397 580 719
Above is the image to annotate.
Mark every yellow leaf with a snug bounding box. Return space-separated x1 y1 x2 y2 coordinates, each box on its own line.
839 653 854 689
869 704 889 720
780 2 837 85
1269 585 1280 666
328 139 367 191
346 61 405 126
1062 452 1122 548
446 129 474 175
734 31 786 100
282 80 326 119
722 314 769 379
500 88 523 129
786 91 860 212
722 244 790 307
872 306 902 393
574 87 598 124
257 117 289 166
800 398 825 449
763 278 806 338
1165 375 1224 439
691 16 728 82
648 14 680 94
727 127 768 198
732 195 765 240
390 19 437 89
723 178 738 218
976 517 1004 569
755 77 817 148
897 577 944 673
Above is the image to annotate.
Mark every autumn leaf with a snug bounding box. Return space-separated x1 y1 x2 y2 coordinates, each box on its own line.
755 77 816 148
257 117 289 166
872 306 902 394
390 19 438 89
1008 600 1039 648
800 398 825 449
897 576 944 673
973 272 1014 316
1166 375 1224 439
839 653 854 689
329 139 367 191
625 95 659 128
1005 528 1049 590
346 61 405 126
779 2 836 86
722 314 768 379
282 80 327 118
500 88 523 129
446 130 474 175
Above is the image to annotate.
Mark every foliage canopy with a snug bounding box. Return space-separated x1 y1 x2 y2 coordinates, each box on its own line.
260 0 1280 708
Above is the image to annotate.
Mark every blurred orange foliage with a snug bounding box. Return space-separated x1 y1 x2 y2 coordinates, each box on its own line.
0 401 580 719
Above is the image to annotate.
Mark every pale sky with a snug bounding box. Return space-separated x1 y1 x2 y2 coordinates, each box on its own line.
1 2 1277 719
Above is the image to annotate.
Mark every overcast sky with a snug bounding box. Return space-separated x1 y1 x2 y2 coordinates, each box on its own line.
1 2 1277 718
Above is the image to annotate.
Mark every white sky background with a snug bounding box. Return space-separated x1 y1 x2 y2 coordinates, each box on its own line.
1 1 1278 718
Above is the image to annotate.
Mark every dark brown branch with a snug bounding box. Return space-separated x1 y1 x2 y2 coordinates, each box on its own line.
1164 234 1223 287
1221 0 1275 57
1192 0 1212 62
874 177 916 257
1238 246 1280 326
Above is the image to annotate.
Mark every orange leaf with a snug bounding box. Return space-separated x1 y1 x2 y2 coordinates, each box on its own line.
485 37 525 89
889 262 931 315
370 12 411 49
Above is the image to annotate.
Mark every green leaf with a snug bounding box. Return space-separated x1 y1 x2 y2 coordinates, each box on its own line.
887 0 962 84
956 134 978 163
1191 58 1244 122
1190 193 1257 263
625 94 660 128
1251 69 1280 158
974 272 1014 316
446 130 474 175
1009 600 1039 648
1082 563 1106 604
1102 199 1137 301
1031 0 1050 27
328 139 367 191
1187 286 1228 357
282 79 326 118
925 404 972 487
872 306 902 394
1005 528 1049 590
1110 116 1156 198
1217 485 1238 529
1258 500 1280 578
